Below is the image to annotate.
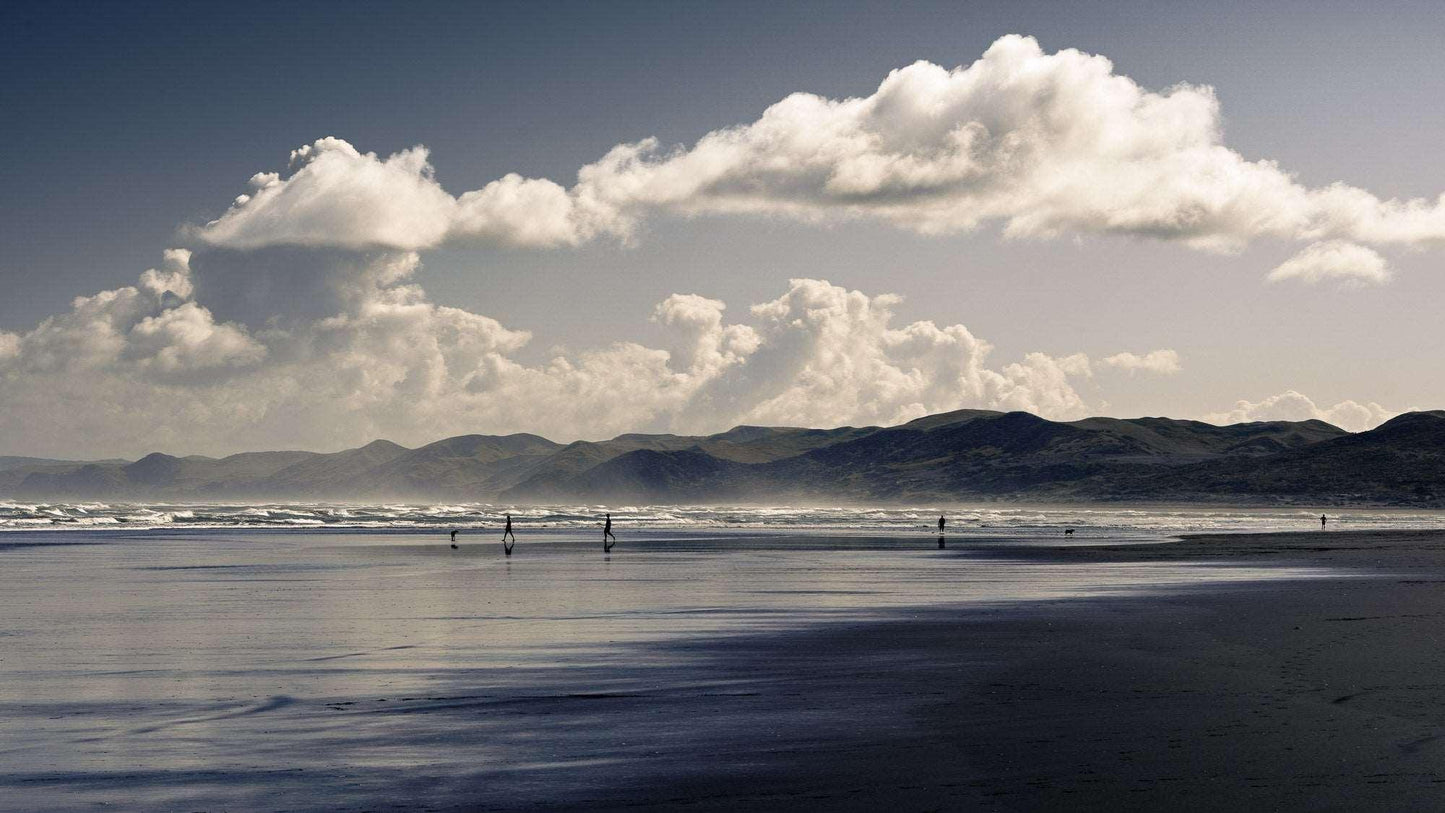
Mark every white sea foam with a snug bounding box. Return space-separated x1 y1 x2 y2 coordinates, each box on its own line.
1 501 1442 537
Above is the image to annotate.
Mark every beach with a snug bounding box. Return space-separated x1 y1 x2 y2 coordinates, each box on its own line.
2 526 1444 810
607 529 1445 811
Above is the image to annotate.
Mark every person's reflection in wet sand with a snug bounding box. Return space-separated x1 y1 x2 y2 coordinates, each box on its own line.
938 534 946 549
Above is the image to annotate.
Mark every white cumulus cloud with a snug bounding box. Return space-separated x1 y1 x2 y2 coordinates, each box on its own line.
1 251 263 380
197 140 458 251
196 138 622 251
192 35 1445 283
0 248 1154 457
1202 390 1401 433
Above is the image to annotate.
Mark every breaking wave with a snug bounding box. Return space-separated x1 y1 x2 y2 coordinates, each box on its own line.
2 501 1444 536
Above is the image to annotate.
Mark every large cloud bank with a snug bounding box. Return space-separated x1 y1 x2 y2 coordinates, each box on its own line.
2 35 1422 459
0 246 1183 458
198 36 1445 285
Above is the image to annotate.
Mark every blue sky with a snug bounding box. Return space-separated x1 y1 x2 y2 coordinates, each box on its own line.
2 0 1443 457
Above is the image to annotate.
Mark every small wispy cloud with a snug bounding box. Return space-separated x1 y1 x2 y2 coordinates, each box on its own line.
1267 240 1392 287
1099 350 1182 375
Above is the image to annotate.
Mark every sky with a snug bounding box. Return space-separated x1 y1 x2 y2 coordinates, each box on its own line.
2 0 1443 459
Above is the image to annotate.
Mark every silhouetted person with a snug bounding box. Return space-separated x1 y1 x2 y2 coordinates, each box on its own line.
603 513 616 552
450 529 458 549
502 514 516 543
938 515 946 533
1321 514 1327 529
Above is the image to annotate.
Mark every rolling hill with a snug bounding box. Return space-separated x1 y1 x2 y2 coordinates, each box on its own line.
4 409 1442 506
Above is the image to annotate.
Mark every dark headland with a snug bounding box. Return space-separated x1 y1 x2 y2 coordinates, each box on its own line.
5 408 1444 506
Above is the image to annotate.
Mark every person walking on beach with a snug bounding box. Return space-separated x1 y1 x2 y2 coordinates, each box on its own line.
502 514 516 556
450 529 459 549
1321 513 1328 529
603 512 616 552
938 514 946 534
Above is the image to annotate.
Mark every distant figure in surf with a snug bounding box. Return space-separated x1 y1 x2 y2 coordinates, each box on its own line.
1321 514 1327 529
603 513 616 552
450 529 458 549
502 514 516 556
938 515 946 534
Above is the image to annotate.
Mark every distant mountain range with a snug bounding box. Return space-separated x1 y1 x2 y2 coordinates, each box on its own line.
4 409 1444 506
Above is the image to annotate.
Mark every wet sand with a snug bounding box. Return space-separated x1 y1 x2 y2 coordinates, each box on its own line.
551 529 1445 811
3 529 1443 810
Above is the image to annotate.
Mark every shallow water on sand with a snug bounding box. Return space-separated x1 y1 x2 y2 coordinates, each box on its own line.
0 529 1341 810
